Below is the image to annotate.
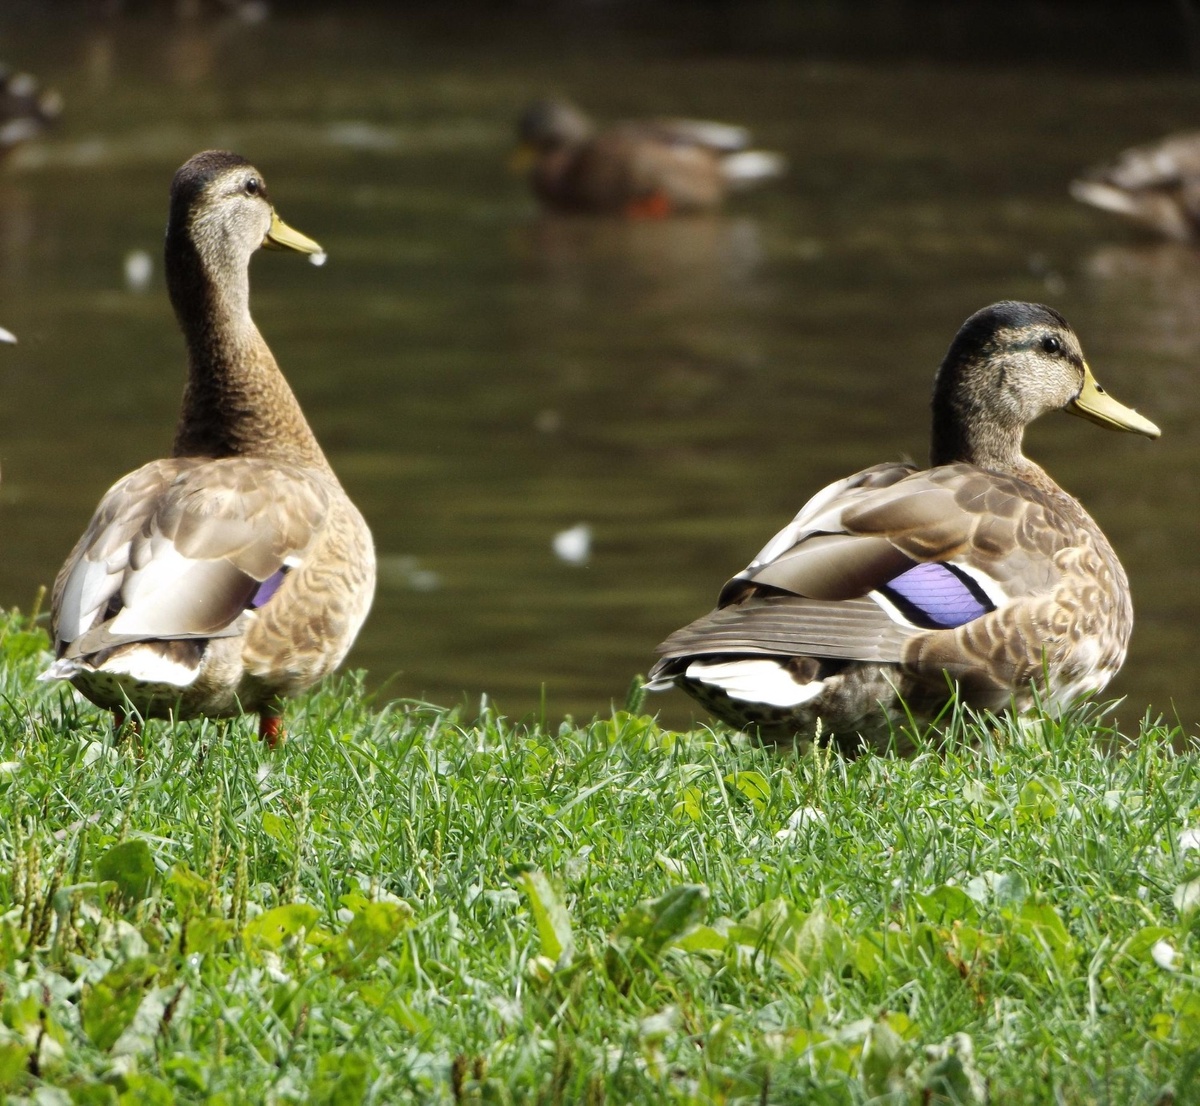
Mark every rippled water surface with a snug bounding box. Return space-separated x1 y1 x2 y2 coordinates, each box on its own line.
1 6 1198 734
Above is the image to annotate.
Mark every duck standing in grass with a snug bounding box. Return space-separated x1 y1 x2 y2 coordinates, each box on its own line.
514 98 785 217
648 302 1160 750
42 151 376 746
1071 132 1200 241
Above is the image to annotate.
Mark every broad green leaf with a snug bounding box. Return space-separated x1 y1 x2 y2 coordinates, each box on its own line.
165 865 212 916
915 884 979 926
861 1016 908 1097
674 786 703 822
784 905 846 977
184 916 236 956
308 1050 371 1106
1118 925 1175 969
95 840 156 905
333 900 413 978
674 924 729 954
731 897 796 945
1017 777 1061 822
1176 876 1200 918
724 770 770 811
81 957 159 1052
1012 900 1075 970
1150 1012 1174 1041
919 1033 986 1105
385 999 432 1034
262 811 294 846
243 903 321 949
615 884 709 955
851 932 885 981
0 1042 29 1092
786 1026 831 1060
516 870 575 965
117 1073 174 1105
993 871 1028 910
607 884 709 981
69 1083 119 1105
729 899 845 978
951 924 998 963
1171 990 1200 1044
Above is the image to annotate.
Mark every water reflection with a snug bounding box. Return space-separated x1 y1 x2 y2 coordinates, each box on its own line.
518 214 767 311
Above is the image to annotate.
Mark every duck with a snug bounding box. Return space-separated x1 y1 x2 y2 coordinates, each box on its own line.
0 65 61 158
1071 132 1200 241
40 150 376 746
647 302 1160 750
514 98 785 217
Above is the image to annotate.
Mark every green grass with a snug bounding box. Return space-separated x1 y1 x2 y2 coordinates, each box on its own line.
2 607 1200 1104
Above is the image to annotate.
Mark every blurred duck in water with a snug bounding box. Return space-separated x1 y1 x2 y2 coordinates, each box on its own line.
514 98 785 216
648 302 1160 752
0 65 61 159
1071 131 1200 241
41 151 375 747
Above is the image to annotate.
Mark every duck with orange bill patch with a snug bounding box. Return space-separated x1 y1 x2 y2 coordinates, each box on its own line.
41 151 376 747
514 98 785 217
647 302 1160 752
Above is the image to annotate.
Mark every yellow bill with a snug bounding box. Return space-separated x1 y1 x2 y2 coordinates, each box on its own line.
262 211 324 256
1068 363 1160 438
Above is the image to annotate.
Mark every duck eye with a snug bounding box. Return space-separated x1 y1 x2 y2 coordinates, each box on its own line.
244 177 260 196
1041 335 1062 355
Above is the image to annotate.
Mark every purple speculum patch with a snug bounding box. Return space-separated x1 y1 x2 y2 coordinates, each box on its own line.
878 561 994 629
251 568 288 609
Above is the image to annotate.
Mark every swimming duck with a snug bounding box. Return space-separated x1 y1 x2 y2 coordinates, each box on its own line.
647 302 1160 749
41 151 376 746
0 65 61 158
514 98 785 217
1071 132 1200 241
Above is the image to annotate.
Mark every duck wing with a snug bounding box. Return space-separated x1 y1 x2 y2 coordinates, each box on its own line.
640 119 752 152
50 456 329 659
655 462 1068 669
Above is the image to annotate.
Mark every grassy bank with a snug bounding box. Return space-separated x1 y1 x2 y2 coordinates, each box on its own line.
1 608 1198 1103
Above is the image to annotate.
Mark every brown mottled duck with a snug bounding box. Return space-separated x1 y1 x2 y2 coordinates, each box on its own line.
648 302 1160 750
42 151 376 746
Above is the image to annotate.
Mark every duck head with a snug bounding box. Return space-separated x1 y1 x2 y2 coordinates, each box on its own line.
930 300 1159 470
167 151 322 276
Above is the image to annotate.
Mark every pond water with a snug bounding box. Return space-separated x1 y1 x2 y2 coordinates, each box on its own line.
1 5 1198 735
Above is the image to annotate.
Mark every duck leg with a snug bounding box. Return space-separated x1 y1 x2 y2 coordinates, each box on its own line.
111 706 141 741
259 712 285 749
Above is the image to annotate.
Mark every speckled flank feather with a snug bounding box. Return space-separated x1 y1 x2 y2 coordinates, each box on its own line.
43 151 376 732
649 302 1158 748
516 98 785 215
1071 131 1200 241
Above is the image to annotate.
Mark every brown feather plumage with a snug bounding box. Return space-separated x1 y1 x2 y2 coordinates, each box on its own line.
516 99 783 215
44 152 376 738
650 302 1158 748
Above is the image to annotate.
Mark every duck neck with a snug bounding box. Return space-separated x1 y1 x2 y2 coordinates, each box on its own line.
930 390 1058 494
166 232 331 471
